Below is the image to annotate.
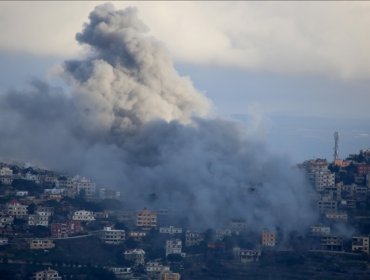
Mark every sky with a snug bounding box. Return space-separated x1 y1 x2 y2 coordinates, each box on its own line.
1 1 370 163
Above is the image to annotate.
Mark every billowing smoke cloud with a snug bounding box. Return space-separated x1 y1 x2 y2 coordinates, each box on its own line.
0 3 316 231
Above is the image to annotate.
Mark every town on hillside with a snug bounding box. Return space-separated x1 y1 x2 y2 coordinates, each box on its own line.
1 148 370 279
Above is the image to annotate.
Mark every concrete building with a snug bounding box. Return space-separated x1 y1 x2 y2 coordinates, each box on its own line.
146 261 170 273
312 171 335 192
325 211 348 222
0 238 8 246
166 239 182 256
136 208 157 229
76 177 96 198
7 200 28 218
124 249 145 265
107 267 132 278
34 268 61 280
30 239 55 250
352 236 369 254
233 247 261 263
51 220 83 238
159 226 183 235
317 199 337 214
185 230 204 247
261 230 276 247
160 271 181 280
310 225 331 236
321 236 343 251
128 230 147 240
98 226 125 244
98 188 121 200
28 214 49 227
72 210 95 221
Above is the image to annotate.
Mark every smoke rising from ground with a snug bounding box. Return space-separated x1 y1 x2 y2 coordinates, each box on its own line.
0 3 316 231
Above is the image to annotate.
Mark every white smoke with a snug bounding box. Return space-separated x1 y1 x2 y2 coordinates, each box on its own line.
0 3 316 231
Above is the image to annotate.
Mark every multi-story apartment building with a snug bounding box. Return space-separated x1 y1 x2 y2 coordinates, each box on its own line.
51 220 83 238
233 247 261 263
6 200 28 218
185 230 204 247
310 225 331 236
30 239 55 250
124 249 145 265
261 230 276 247
34 268 61 280
165 239 182 256
72 210 95 221
28 214 49 227
160 271 181 280
98 226 125 244
136 208 157 229
76 177 96 198
159 226 183 235
352 236 369 254
321 236 343 251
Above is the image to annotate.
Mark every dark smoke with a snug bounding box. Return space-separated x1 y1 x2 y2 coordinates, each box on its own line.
0 3 316 231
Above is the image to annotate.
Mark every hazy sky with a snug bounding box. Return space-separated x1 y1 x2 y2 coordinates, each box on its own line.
1 1 370 162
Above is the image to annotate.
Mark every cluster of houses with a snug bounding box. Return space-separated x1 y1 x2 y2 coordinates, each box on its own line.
1 149 370 279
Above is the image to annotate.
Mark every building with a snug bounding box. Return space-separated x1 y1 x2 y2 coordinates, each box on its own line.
317 199 337 214
352 236 369 254
166 239 182 256
261 230 276 247
7 200 28 218
72 210 95 221
34 268 61 280
310 225 331 236
185 231 204 247
51 220 83 238
128 230 147 240
16 191 29 197
30 239 55 250
28 214 49 227
0 167 13 185
0 238 8 246
136 208 157 229
233 247 261 263
160 271 181 280
99 188 121 200
321 236 343 251
107 267 132 278
146 261 170 273
76 177 96 198
312 171 335 192
159 226 183 235
124 249 145 265
98 226 125 244
325 211 348 222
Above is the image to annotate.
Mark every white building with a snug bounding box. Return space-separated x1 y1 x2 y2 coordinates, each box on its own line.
7 200 28 217
124 249 145 265
107 267 132 278
34 268 61 280
185 231 204 247
0 238 8 246
72 210 95 221
166 239 182 256
159 226 183 235
76 177 96 198
28 214 49 227
98 226 125 244
146 261 170 273
0 167 13 177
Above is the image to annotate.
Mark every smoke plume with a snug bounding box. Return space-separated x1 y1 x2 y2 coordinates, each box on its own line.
0 3 315 231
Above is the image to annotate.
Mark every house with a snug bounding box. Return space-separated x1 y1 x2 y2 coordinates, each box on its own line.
352 236 369 254
136 208 157 230
166 239 182 256
72 210 95 221
30 239 55 250
34 268 61 280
